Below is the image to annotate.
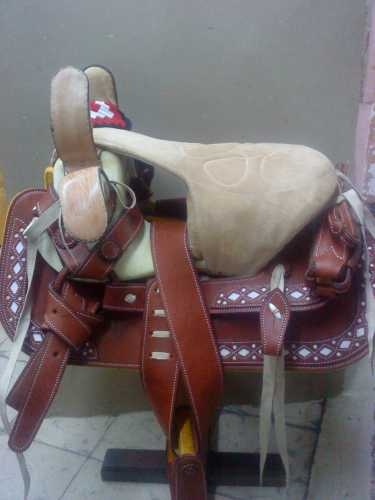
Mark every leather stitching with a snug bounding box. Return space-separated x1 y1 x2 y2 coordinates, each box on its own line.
10 335 69 451
152 223 203 442
48 289 91 334
182 228 224 392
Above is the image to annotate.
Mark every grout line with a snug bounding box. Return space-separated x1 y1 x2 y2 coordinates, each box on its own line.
86 416 118 461
35 415 116 461
302 398 326 500
220 406 320 432
58 417 118 499
58 455 91 500
209 490 249 500
33 437 104 460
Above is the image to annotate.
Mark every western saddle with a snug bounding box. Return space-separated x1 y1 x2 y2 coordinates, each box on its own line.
0 66 371 500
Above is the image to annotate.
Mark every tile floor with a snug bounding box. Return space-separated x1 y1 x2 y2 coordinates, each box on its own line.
0 325 373 500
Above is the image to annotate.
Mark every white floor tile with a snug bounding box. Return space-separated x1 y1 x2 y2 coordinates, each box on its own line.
61 458 169 500
36 415 114 456
0 434 86 500
307 360 374 500
92 411 165 461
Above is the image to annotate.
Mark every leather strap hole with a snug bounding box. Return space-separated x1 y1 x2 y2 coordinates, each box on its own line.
53 351 59 357
52 309 57 314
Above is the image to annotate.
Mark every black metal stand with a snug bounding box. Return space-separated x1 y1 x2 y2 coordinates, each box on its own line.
101 449 285 487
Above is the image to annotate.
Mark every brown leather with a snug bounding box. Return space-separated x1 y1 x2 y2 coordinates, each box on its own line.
0 189 366 373
145 220 223 448
141 280 179 436
37 188 144 278
8 334 70 451
168 455 207 500
260 289 290 357
7 278 103 451
76 205 144 279
5 204 143 451
306 200 361 297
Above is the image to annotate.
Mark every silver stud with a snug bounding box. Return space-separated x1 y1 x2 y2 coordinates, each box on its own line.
124 293 137 304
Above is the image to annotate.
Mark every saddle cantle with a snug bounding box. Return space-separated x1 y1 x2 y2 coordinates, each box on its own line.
0 66 371 500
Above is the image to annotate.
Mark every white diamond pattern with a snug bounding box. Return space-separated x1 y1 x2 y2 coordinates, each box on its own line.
10 302 18 313
339 340 351 349
238 348 250 357
356 327 365 337
220 348 231 358
247 291 259 299
320 347 332 357
15 241 24 254
10 281 19 294
33 333 43 343
13 262 21 274
297 347 311 358
290 290 303 299
228 292 240 302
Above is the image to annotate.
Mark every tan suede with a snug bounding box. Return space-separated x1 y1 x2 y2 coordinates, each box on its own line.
84 66 117 103
94 129 337 276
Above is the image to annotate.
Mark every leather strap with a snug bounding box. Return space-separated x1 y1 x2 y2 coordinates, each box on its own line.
76 206 144 279
7 279 102 451
38 189 144 277
142 219 222 500
168 455 207 500
6 203 143 450
145 219 223 448
306 200 361 297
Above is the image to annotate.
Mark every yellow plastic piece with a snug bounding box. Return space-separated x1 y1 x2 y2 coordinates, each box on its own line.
167 409 196 463
178 415 195 455
43 165 54 188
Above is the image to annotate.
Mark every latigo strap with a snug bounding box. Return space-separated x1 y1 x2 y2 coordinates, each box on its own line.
142 219 223 498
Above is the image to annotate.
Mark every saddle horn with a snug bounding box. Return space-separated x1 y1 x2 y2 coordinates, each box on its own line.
51 66 111 242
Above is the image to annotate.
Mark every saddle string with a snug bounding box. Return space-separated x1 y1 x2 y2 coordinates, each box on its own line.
259 264 289 486
58 208 77 265
107 178 137 211
0 201 61 500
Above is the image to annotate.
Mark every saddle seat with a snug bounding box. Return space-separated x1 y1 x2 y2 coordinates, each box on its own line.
94 128 337 276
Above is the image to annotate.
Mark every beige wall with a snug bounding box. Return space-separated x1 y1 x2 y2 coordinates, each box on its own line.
0 0 365 199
